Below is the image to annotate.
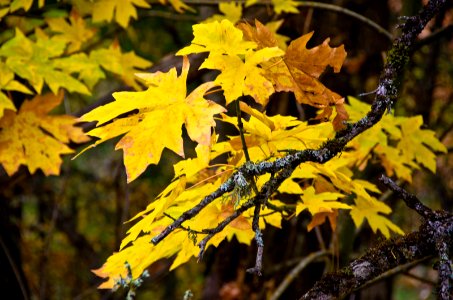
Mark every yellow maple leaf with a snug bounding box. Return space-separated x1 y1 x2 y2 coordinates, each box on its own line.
53 53 106 90
90 43 152 90
92 0 150 28
46 10 96 53
0 93 16 118
345 97 446 182
0 91 90 176
350 196 404 238
397 116 447 173
214 103 333 162
177 19 257 56
244 0 298 13
78 56 226 182
0 61 33 118
295 186 350 216
159 0 194 13
93 229 184 289
200 48 284 105
204 2 242 24
272 0 299 14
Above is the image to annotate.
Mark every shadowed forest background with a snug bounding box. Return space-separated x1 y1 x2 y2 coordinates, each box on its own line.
0 0 452 299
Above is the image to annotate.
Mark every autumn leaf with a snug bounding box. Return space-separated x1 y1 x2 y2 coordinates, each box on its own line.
270 32 347 128
46 10 96 53
177 19 257 56
0 93 16 119
237 19 285 53
271 0 299 14
295 186 350 216
350 196 404 238
214 103 334 162
307 210 338 232
92 0 150 28
78 56 226 182
204 2 242 24
53 53 106 90
345 97 446 182
245 0 299 14
199 47 284 105
159 0 195 13
397 116 447 173
178 19 287 104
9 0 33 12
90 43 152 90
0 61 33 118
0 91 90 176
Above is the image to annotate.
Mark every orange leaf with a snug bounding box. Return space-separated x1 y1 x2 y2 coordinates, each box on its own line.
262 31 349 127
307 210 338 232
237 19 279 49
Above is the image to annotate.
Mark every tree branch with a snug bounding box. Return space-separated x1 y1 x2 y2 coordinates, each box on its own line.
379 175 438 220
299 214 452 300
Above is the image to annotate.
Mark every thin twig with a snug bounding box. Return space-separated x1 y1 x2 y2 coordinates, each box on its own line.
379 175 437 220
271 250 328 300
402 270 437 286
0 236 29 300
197 199 256 259
235 99 252 162
414 24 453 50
159 0 393 41
151 176 235 244
353 256 433 293
246 203 264 276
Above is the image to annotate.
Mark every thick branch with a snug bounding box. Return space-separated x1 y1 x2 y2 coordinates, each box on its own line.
299 215 452 300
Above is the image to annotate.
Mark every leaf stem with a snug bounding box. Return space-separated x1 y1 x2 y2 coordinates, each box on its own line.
235 99 252 162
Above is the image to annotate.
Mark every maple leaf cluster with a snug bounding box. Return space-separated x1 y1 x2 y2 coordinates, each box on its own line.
80 19 446 289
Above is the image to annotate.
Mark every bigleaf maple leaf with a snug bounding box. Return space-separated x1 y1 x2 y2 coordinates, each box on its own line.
0 91 89 176
239 20 348 129
79 56 226 182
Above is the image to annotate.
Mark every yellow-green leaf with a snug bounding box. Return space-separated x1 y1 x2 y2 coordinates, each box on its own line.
0 29 90 94
46 10 96 53
90 44 152 90
92 0 150 28
272 0 299 14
